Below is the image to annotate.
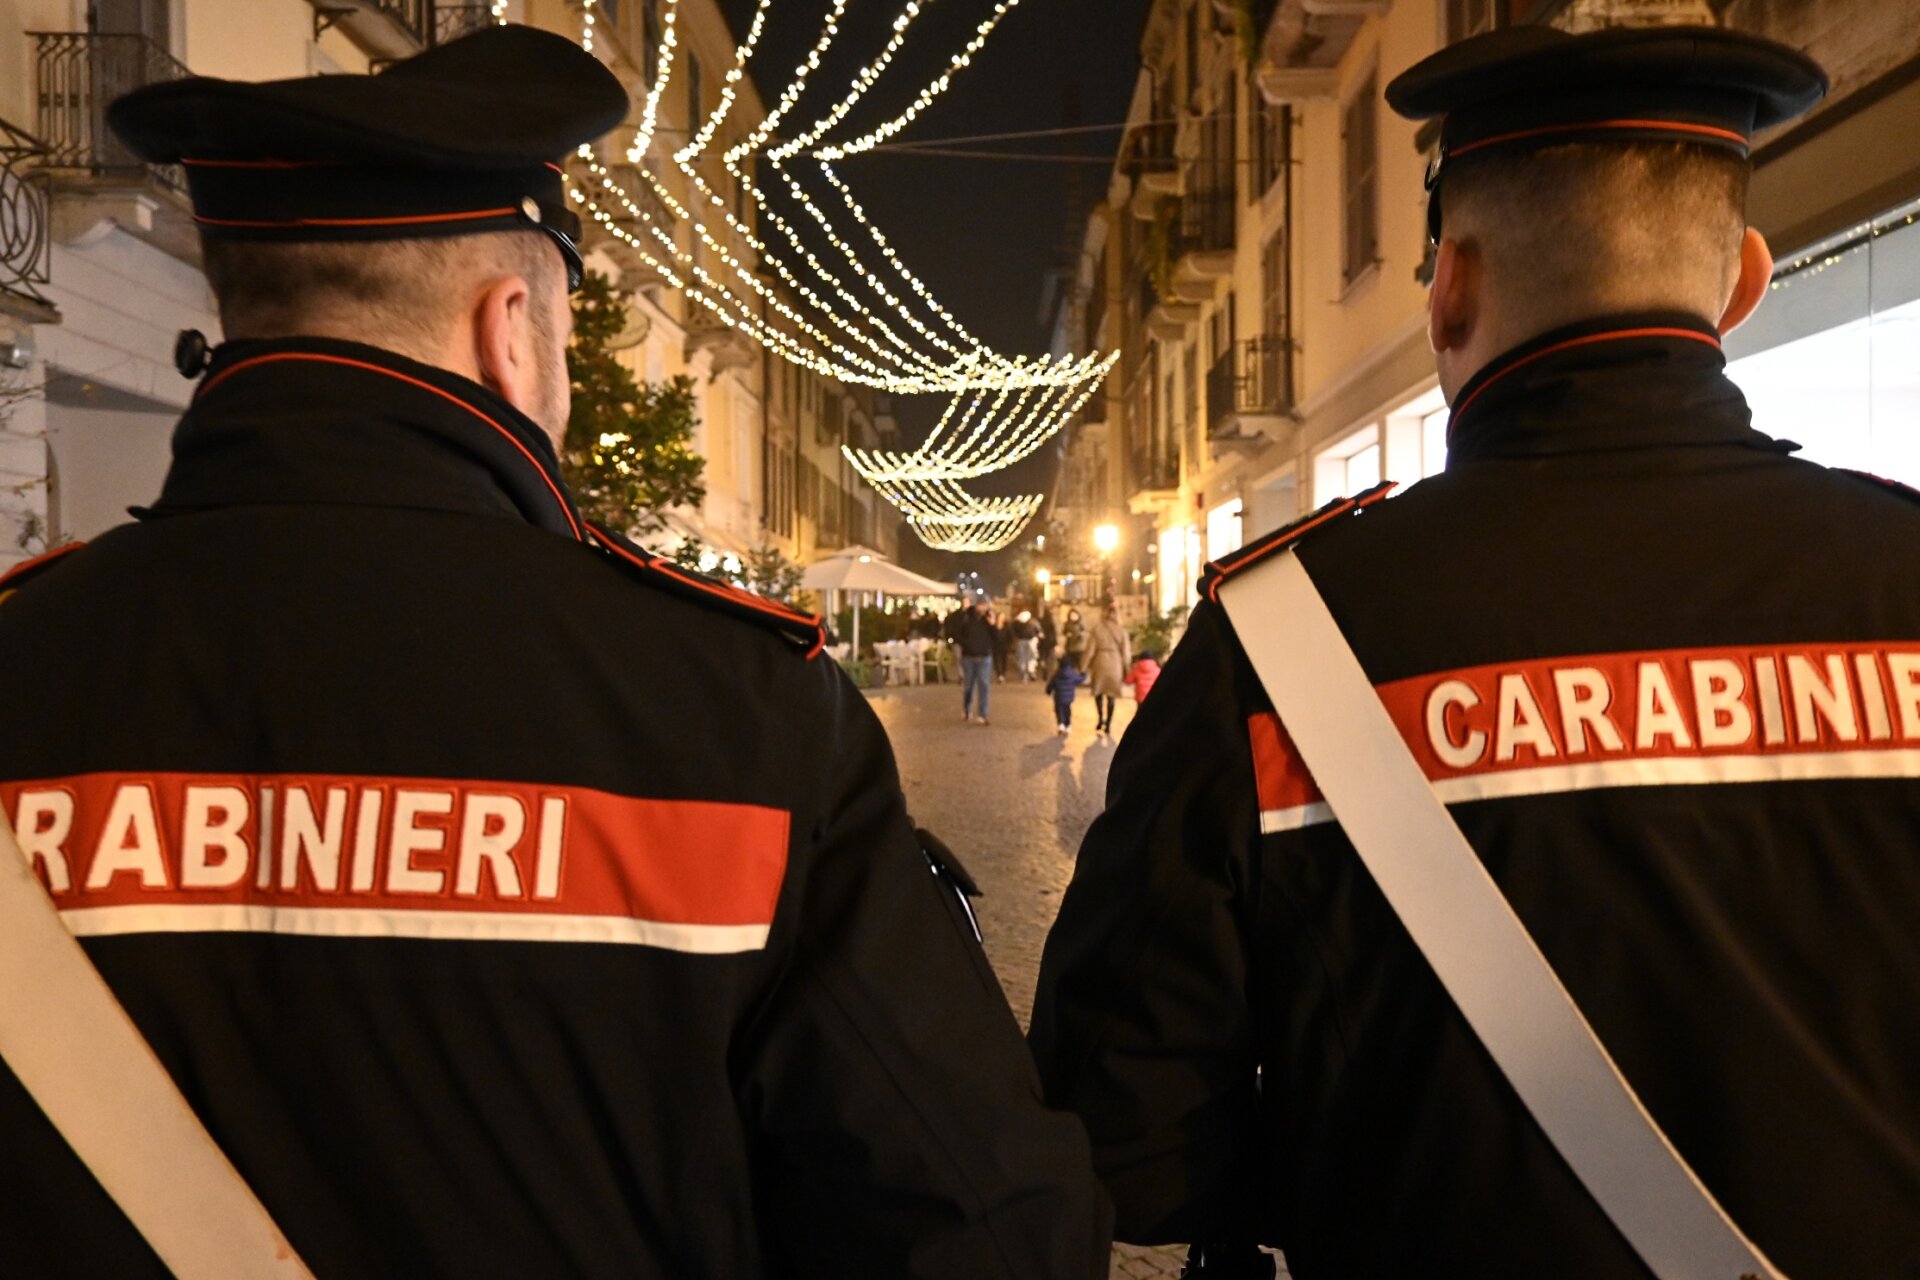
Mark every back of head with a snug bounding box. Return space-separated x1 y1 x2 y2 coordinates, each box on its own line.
202 232 559 366
1443 140 1749 338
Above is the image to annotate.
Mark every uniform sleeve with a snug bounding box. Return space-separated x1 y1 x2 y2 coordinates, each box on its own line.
1028 602 1265 1244
739 664 1111 1280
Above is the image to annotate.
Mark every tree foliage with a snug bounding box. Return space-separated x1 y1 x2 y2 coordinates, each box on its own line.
560 271 705 536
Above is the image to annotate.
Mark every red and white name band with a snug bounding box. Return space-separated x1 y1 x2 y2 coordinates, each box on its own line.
1 772 790 954
1251 642 1920 833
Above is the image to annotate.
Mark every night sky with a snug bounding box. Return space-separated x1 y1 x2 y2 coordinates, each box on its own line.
715 0 1151 581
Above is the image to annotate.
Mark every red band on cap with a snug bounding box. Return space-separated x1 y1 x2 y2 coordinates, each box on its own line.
194 206 522 229
1449 118 1750 161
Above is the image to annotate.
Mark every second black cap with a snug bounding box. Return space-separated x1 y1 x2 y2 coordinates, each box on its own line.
1386 25 1827 242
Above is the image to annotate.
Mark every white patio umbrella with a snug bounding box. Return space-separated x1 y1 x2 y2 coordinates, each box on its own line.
800 546 956 655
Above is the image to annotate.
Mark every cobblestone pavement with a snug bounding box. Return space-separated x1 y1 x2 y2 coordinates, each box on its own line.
868 679 1289 1280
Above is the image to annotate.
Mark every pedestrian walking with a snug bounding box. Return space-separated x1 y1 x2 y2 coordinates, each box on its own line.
1045 655 1090 736
1032 27 1914 1280
1012 610 1041 681
0 29 1108 1278
1123 650 1161 706
1037 604 1060 681
1081 606 1131 736
947 597 997 724
991 605 1014 683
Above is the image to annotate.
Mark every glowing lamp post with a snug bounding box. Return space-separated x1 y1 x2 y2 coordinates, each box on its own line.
1093 524 1120 599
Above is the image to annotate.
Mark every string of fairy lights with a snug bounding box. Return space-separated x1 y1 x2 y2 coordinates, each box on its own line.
522 0 1115 554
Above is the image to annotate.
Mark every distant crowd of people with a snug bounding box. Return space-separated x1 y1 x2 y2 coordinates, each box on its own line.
942 596 1162 734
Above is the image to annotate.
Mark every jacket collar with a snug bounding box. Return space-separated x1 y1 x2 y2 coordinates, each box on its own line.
1445 311 1796 466
144 336 585 542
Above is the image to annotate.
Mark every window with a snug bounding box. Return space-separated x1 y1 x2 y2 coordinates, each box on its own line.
1341 72 1380 286
1184 3 1200 106
1251 95 1287 200
1446 0 1498 42
1261 232 1286 341
1207 499 1243 560
687 52 703 134
1314 426 1383 506
1208 296 1235 367
642 0 661 73
1183 343 1199 449
1421 406 1450 477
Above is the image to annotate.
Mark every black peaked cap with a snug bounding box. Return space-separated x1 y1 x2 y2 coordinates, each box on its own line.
1387 25 1826 239
107 25 629 285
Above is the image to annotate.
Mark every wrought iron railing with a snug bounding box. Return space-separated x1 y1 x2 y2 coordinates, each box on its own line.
1174 182 1236 260
1121 118 1178 180
1207 334 1292 435
0 117 53 310
33 32 190 190
1130 446 1178 494
433 3 494 44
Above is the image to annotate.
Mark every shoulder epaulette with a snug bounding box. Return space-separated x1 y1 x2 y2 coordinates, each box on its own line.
1839 469 1920 508
1199 481 1395 604
0 542 86 608
586 523 827 659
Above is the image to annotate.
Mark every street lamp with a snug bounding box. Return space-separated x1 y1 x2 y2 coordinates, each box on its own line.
1093 524 1120 601
1035 566 1051 599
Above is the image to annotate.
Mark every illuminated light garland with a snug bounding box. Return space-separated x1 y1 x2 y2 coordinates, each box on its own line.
846 358 1112 483
766 1 932 163
811 0 1028 163
556 0 1117 556
630 0 683 162
675 0 771 164
575 0 1112 396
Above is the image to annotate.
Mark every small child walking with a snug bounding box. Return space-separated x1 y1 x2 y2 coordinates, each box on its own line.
1045 654 1090 735
1124 650 1162 706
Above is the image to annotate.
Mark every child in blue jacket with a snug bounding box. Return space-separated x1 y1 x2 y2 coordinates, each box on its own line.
1045 654 1090 735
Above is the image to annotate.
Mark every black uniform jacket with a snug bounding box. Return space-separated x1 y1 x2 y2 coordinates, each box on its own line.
0 338 1108 1279
1030 314 1920 1279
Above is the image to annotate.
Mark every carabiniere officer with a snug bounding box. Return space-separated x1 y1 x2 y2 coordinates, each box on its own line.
0 25 1110 1278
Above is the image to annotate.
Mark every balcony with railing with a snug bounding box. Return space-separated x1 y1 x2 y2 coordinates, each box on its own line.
1206 335 1293 451
34 33 188 190
1170 180 1235 279
33 31 201 261
1120 118 1179 191
0 117 55 322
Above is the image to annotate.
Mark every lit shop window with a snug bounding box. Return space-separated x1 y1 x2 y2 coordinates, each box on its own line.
1314 426 1382 505
1207 498 1244 561
1158 525 1193 616
1725 196 1920 487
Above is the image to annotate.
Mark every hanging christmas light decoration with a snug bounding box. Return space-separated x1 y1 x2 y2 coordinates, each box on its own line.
555 0 1115 551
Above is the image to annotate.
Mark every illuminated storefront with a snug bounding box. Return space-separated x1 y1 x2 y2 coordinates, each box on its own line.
1726 197 1920 486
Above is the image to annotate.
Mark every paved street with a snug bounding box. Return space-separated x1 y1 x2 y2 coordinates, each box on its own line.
869 678 1288 1280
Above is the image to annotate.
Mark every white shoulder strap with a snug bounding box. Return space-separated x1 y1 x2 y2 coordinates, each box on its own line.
0 814 315 1279
1217 549 1782 1280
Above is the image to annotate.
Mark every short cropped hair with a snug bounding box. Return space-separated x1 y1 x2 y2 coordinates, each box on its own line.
202 231 559 358
1443 142 1750 330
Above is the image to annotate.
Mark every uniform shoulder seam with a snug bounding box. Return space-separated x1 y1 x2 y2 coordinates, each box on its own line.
0 542 87 604
1837 468 1920 508
1200 481 1395 603
585 524 827 659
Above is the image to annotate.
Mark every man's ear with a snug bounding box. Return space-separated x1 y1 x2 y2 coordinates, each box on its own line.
1719 227 1773 336
1427 237 1478 356
472 273 536 410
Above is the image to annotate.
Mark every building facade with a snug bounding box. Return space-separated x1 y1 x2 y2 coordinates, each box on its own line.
1050 0 1920 621
0 0 897 575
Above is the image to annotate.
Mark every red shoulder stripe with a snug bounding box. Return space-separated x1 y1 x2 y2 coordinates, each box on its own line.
0 542 86 597
585 526 827 659
1202 482 1395 603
